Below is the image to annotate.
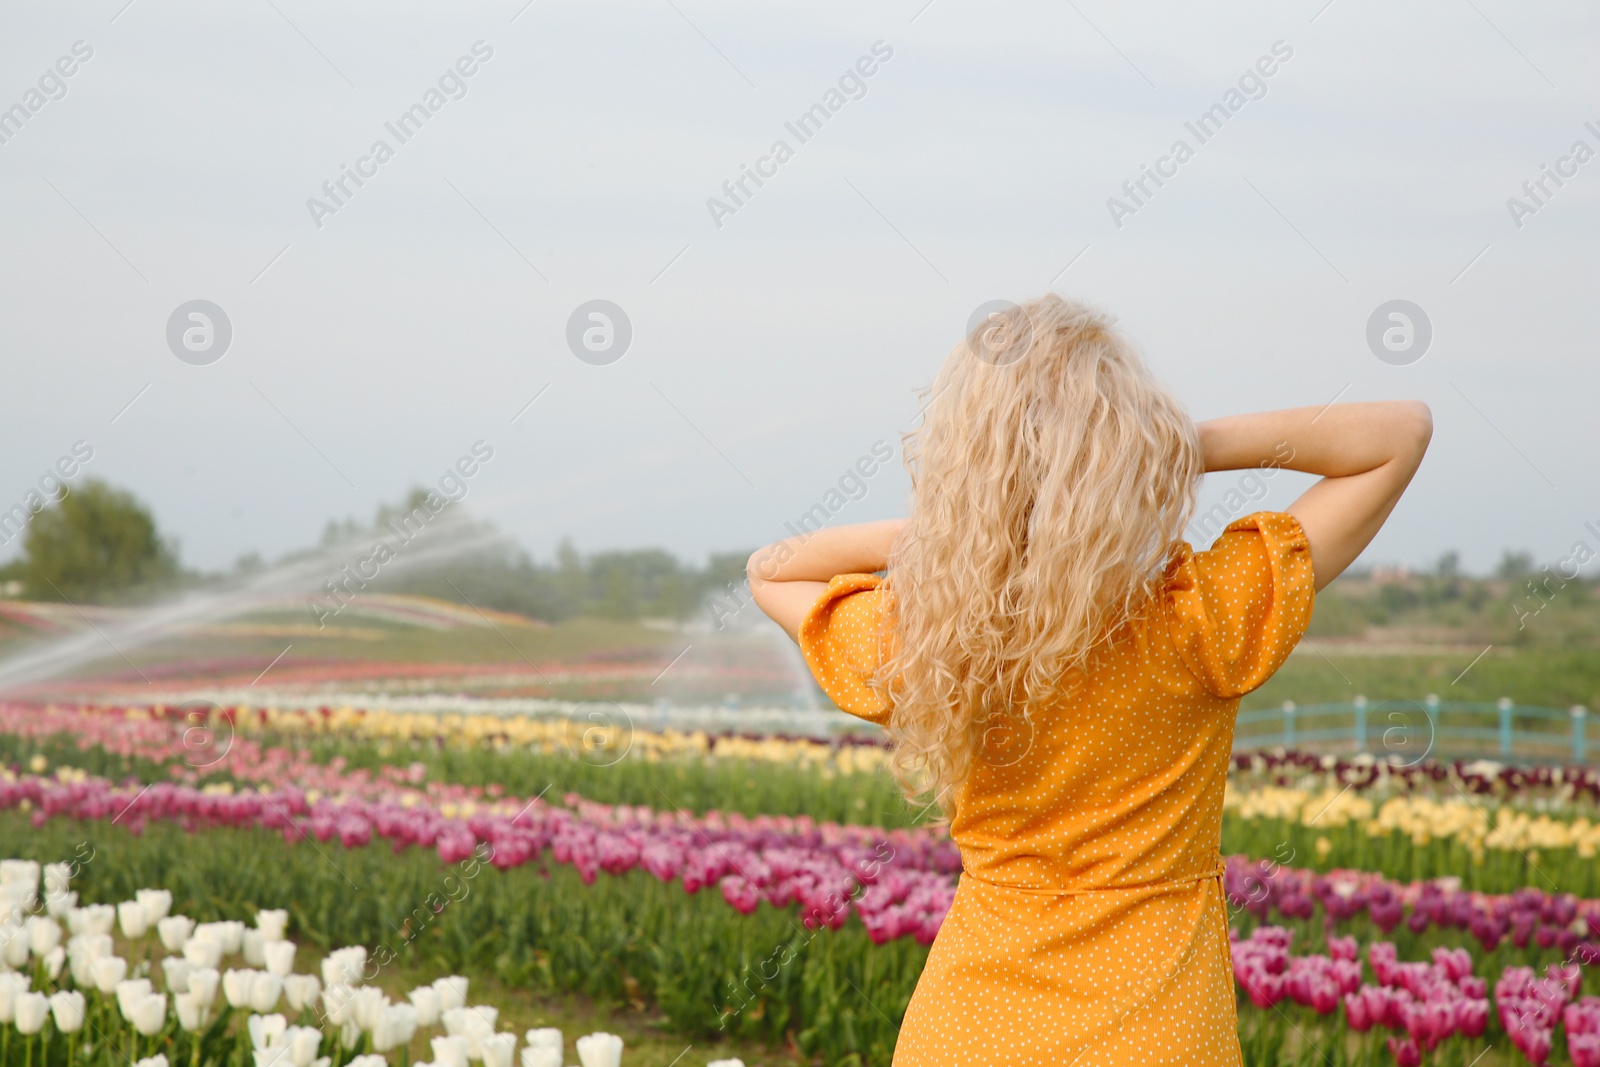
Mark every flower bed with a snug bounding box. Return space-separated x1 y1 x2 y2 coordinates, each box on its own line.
3 702 1599 1062
0 855 673 1067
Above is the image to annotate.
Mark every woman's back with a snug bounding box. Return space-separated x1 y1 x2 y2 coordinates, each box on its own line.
799 511 1313 1064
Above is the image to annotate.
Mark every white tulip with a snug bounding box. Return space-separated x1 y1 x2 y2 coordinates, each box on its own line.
224 968 257 1008
0 860 39 887
574 1032 623 1067
115 978 153 1020
187 967 221 1007
218 921 246 955
431 1035 469 1067
263 940 296 977
158 916 195 953
79 904 116 937
346 1057 385 1067
65 935 108 987
45 890 76 919
27 916 60 956
339 1020 361 1050
707 1060 747 1067
41 946 64 979
117 901 150 940
371 1003 419 1053
319 957 344 988
42 863 71 895
287 1025 322 1067
349 987 385 1031
442 1005 497 1058
133 1056 168 1067
519 1050 558 1067
0 972 25 1022
283 974 320 1014
14 992 48 1035
162 957 192 994
256 910 288 942
408 986 442 1027
250 972 283 1013
135 890 173 923
174 991 208 1032
252 1047 292 1067
243 930 267 967
183 937 222 970
90 955 128 993
481 1032 516 1067
0 883 36 914
433 975 468 1011
462 1009 496 1061
48 990 85 1033
247 1012 288 1050
443 1004 497 1035
130 993 167 1036
320 947 367 988
191 923 224 946
67 932 112 962
2 929 28 968
524 1029 561 1058
321 984 356 1026
67 951 94 989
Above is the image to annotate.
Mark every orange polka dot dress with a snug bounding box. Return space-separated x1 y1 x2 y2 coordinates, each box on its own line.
799 511 1315 1066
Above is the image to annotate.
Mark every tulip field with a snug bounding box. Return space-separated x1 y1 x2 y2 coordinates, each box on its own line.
0 704 1594 1065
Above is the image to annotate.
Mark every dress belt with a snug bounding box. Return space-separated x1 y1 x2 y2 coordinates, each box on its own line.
959 857 1228 897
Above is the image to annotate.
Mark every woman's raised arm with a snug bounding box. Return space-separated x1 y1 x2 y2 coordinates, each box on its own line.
1197 401 1433 590
748 519 905 641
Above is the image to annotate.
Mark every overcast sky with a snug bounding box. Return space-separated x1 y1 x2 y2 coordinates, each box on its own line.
0 0 1595 577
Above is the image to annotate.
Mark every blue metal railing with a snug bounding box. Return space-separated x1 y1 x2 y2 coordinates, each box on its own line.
1234 696 1589 763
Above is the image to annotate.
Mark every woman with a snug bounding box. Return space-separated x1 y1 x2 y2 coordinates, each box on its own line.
747 294 1431 1066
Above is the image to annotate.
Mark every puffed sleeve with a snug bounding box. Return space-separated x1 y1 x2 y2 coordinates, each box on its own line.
1164 511 1315 698
798 573 891 725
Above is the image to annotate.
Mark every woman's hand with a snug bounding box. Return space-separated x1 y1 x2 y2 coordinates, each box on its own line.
1196 401 1433 590
748 519 905 641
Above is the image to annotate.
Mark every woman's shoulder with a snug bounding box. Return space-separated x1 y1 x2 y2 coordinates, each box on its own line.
797 572 890 724
1153 510 1315 698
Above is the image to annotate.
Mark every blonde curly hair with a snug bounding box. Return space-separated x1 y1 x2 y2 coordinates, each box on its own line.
874 294 1202 819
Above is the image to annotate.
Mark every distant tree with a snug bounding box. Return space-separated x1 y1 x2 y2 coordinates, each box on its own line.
21 479 178 602
1496 550 1534 581
1427 549 1464 603
340 489 755 624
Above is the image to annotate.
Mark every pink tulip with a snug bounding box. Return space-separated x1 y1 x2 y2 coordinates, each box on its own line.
1386 1036 1421 1067
1572 1033 1600 1067
1344 989 1376 1032
718 876 760 915
1455 998 1488 1039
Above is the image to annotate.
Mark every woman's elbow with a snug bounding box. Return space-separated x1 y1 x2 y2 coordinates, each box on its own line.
1395 400 1433 460
746 545 779 594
